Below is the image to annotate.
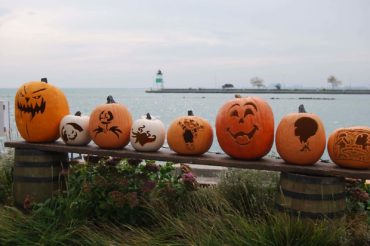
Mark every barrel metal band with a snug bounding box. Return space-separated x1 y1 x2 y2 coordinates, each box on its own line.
15 161 64 168
13 175 61 183
280 188 346 201
281 172 344 185
275 203 344 219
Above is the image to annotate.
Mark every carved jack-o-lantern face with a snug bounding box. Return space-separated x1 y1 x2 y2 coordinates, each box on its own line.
15 80 69 142
59 111 91 146
226 101 259 145
216 95 274 160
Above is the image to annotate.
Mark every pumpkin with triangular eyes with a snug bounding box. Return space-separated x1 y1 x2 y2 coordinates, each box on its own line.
15 78 70 142
59 111 91 146
215 95 274 160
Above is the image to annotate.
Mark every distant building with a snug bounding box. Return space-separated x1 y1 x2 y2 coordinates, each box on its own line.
222 83 234 89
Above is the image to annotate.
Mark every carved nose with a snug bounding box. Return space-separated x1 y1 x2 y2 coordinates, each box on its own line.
239 118 244 124
25 97 30 102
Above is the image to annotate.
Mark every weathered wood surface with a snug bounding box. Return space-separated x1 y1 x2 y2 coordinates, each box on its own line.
5 141 370 179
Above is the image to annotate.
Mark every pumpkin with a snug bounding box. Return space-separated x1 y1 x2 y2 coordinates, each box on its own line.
327 126 370 169
167 110 213 155
59 111 91 146
130 113 165 152
215 95 274 159
89 95 133 149
15 78 69 142
275 105 326 165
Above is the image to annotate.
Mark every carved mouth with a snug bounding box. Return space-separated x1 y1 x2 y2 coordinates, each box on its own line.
227 125 259 145
17 98 46 120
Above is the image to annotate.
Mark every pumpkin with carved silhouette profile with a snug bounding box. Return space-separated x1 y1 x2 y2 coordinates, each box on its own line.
59 111 91 146
89 95 132 149
130 113 165 152
275 105 326 165
327 126 370 169
215 95 274 160
15 78 70 142
167 110 213 155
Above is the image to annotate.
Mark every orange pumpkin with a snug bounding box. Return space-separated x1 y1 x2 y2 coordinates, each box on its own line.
167 110 213 155
89 95 133 149
327 126 370 169
275 105 326 165
15 78 69 142
215 95 274 159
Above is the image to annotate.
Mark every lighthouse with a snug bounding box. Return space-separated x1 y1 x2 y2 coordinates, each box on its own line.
155 69 164 90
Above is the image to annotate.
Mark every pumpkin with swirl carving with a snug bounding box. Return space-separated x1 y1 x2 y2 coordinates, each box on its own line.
327 126 370 169
89 95 132 149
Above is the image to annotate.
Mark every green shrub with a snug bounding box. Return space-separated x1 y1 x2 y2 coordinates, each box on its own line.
32 158 197 225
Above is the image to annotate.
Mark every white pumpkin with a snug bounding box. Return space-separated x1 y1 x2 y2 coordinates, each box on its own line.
130 113 165 152
59 111 91 146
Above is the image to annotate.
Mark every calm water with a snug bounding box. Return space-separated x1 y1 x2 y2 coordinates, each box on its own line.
1 88 370 159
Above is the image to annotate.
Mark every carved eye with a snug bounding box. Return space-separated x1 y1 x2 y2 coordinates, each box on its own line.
32 95 41 99
230 110 239 117
20 92 24 97
244 108 254 117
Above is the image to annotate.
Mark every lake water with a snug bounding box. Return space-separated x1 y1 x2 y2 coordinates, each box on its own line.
1 88 369 160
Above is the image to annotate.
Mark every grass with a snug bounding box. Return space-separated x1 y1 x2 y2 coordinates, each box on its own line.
0 153 369 245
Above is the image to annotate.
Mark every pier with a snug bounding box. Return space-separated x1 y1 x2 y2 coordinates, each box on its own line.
145 88 370 94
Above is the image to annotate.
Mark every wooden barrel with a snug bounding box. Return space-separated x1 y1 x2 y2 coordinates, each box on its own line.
276 172 346 220
13 148 68 209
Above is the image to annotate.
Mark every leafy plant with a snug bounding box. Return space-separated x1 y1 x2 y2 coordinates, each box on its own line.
32 157 197 225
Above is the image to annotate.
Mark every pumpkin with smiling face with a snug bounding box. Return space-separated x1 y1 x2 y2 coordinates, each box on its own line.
15 78 70 142
275 105 326 165
59 111 91 146
216 95 274 159
89 95 133 149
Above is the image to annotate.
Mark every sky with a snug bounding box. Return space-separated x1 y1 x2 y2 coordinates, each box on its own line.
0 0 369 88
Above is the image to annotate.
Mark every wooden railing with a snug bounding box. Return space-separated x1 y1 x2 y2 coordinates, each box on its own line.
5 141 370 179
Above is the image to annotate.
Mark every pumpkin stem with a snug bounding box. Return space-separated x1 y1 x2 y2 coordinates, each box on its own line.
188 110 194 116
41 78 48 83
146 113 152 120
234 94 242 98
107 95 116 104
298 104 306 113
75 111 82 116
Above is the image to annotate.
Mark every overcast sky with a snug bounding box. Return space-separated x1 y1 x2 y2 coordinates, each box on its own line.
0 0 369 88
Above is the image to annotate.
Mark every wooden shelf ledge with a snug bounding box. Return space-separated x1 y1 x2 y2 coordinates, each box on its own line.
5 141 370 179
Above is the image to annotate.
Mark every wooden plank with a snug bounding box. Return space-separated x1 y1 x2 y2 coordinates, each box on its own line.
5 141 370 179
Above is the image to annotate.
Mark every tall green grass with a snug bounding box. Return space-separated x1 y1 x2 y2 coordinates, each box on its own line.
0 155 368 245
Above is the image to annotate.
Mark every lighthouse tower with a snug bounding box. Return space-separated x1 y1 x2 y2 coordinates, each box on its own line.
155 70 164 90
